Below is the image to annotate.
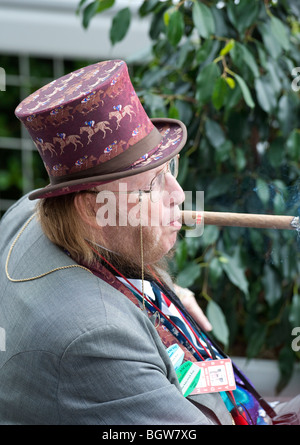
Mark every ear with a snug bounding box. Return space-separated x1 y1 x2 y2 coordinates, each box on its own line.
74 192 99 230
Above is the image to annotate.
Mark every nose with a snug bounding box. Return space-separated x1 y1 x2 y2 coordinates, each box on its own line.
164 173 185 206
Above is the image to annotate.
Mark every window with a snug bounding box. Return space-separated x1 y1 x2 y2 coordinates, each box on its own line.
0 55 98 216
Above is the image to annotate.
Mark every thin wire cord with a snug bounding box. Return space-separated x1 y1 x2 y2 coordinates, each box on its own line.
139 191 145 310
5 213 92 282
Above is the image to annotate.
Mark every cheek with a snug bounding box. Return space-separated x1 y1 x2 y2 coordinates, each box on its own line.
147 224 179 254
146 201 170 227
126 199 179 257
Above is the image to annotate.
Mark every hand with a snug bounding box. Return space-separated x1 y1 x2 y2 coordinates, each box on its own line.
174 284 212 332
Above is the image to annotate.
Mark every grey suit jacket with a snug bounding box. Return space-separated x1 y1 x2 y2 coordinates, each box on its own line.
0 195 233 425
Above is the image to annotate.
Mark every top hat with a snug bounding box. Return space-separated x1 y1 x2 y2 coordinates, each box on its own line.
15 60 187 200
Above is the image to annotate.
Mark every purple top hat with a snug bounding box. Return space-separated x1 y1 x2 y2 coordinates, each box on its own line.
15 60 187 200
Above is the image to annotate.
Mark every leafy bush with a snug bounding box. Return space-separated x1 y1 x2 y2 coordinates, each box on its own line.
84 0 299 391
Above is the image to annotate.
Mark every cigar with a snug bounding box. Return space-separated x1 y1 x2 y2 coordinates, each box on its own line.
181 211 300 231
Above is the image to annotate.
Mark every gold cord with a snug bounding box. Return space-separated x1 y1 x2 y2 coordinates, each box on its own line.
139 191 145 310
138 192 160 328
6 209 160 329
5 213 92 283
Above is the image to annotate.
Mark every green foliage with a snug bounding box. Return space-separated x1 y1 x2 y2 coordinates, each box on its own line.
79 0 300 391
110 7 131 45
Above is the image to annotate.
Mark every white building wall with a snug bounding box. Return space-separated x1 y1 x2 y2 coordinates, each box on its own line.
0 0 151 211
0 0 151 60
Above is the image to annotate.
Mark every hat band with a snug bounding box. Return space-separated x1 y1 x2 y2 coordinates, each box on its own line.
50 127 163 185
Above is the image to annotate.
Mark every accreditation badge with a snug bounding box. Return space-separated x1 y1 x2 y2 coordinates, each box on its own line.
191 358 236 395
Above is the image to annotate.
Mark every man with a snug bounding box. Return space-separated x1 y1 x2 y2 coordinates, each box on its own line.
0 60 298 425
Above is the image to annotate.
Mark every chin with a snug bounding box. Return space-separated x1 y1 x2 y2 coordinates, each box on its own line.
142 225 180 263
161 230 179 256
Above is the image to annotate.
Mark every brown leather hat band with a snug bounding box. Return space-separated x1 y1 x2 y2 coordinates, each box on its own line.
50 127 162 185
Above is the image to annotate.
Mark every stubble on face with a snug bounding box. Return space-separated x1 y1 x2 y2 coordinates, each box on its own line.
99 220 176 280
100 211 169 267
93 167 183 271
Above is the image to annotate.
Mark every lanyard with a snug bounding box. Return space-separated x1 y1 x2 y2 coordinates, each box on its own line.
148 266 217 360
88 243 213 361
86 244 257 424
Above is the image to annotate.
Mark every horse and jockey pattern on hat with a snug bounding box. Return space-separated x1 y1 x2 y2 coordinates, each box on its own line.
15 59 187 200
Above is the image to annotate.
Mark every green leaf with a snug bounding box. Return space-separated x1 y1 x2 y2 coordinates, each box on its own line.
174 99 193 126
220 39 235 56
212 77 230 110
267 138 285 168
266 59 282 95
110 7 131 45
139 0 160 17
166 9 184 46
262 265 282 306
224 81 242 111
97 0 115 13
196 63 220 106
141 67 169 88
270 180 287 216
168 105 180 120
214 140 232 163
258 22 282 59
246 325 267 358
176 262 201 288
192 1 215 39
175 240 188 270
82 1 99 29
255 177 269 206
277 346 295 393
221 250 249 297
270 15 290 51
185 235 202 259
254 76 276 113
176 153 189 186
76 0 90 14
195 39 216 64
272 193 285 215
163 7 172 26
205 118 226 148
143 92 166 116
278 94 298 138
225 77 235 89
208 257 223 285
286 129 300 161
256 43 268 69
0 170 11 190
233 73 255 108
177 40 195 69
227 0 260 35
205 176 234 201
234 42 260 78
201 225 219 248
235 147 247 171
289 294 300 327
207 300 229 348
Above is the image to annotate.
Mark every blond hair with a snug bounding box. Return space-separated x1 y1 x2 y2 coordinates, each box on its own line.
36 192 173 284
36 193 95 266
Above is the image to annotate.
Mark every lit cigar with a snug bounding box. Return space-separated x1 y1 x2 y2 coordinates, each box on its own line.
181 211 300 231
